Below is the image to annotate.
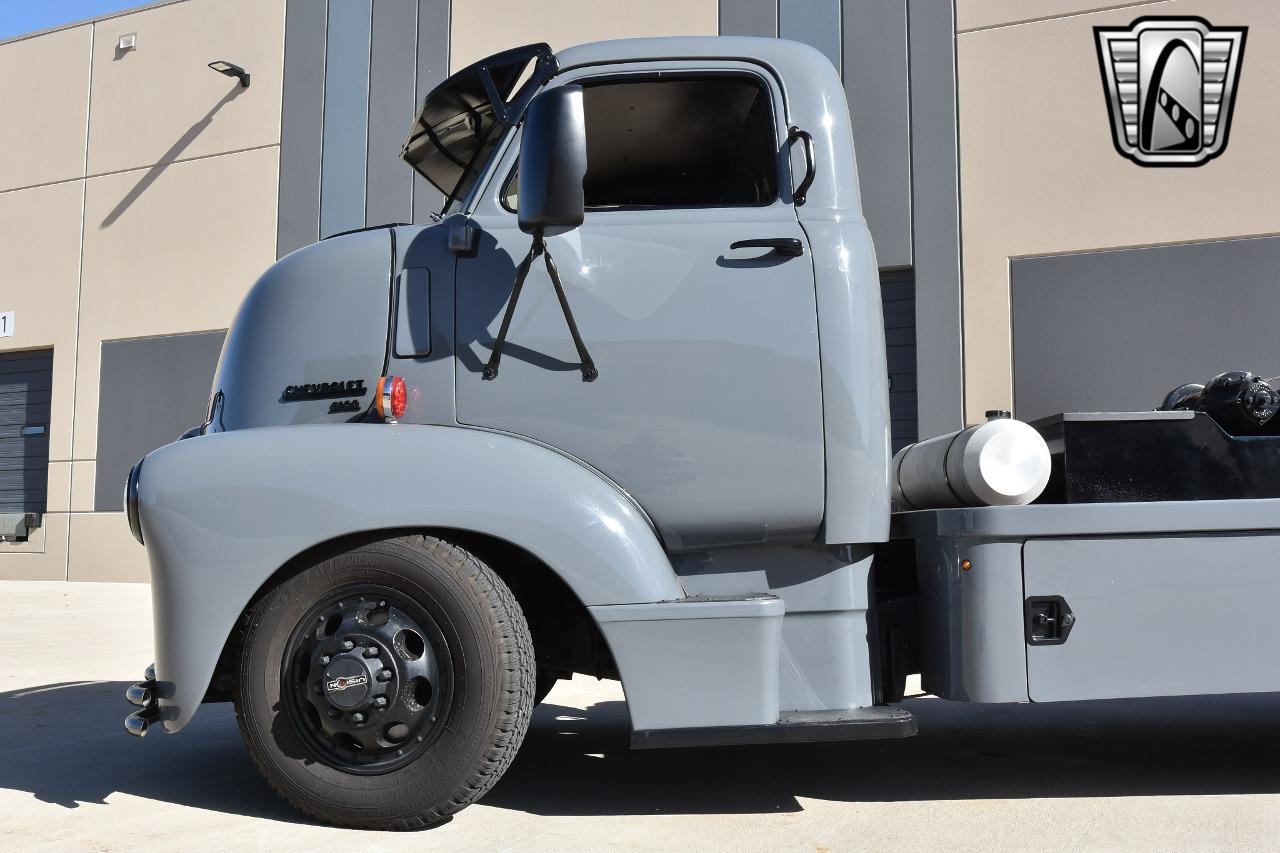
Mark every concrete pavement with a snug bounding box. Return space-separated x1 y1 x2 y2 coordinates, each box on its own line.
2 580 1279 851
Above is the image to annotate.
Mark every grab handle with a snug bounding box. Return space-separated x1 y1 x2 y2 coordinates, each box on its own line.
788 126 816 206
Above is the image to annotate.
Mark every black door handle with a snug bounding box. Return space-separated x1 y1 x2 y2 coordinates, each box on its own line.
729 238 804 257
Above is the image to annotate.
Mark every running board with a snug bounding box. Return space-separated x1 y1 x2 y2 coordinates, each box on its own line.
630 706 916 749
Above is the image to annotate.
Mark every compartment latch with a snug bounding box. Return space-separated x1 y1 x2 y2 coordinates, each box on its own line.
1025 596 1075 645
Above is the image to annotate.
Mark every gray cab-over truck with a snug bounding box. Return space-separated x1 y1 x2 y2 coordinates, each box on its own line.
122 36 1280 830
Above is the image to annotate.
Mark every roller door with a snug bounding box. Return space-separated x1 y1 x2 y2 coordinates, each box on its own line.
0 348 52 514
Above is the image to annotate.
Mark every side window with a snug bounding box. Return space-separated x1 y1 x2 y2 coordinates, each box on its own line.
502 75 777 211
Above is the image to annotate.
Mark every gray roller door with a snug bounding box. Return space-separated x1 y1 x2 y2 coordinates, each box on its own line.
882 270 917 452
1012 236 1280 421
0 349 53 514
94 331 226 511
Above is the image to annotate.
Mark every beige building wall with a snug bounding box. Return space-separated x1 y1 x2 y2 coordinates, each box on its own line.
449 0 719 72
0 0 285 582
954 0 1280 423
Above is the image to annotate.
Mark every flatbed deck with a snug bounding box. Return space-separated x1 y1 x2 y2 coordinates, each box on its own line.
894 497 1280 705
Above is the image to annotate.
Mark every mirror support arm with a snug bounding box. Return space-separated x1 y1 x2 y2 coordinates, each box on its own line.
483 230 599 383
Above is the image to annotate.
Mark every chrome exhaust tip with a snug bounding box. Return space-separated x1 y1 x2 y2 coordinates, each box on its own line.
124 663 160 737
124 711 151 737
126 683 152 707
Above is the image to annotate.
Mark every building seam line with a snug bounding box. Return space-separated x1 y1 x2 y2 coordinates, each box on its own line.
66 21 96 578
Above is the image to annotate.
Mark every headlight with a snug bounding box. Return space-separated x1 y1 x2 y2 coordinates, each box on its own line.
124 458 144 545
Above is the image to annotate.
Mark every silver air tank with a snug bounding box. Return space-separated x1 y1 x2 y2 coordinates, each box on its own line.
892 411 1051 511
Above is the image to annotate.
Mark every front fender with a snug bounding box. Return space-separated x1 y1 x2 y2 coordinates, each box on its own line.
138 423 681 732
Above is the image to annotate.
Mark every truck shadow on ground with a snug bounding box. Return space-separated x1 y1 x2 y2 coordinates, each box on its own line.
488 691 1280 816
0 680 300 823
2 680 1279 823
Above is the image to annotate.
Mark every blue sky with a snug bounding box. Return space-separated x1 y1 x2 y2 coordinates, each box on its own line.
0 1 143 41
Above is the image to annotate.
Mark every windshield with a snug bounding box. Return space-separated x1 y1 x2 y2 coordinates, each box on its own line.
402 43 556 213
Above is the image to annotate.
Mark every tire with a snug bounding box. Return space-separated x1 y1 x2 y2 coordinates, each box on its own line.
234 534 535 830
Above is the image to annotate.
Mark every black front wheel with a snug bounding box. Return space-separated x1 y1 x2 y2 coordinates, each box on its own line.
234 534 535 830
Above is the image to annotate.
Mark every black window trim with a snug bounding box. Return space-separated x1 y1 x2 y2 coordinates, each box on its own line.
496 69 786 215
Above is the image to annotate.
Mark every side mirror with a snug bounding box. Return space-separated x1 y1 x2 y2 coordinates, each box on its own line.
517 85 586 235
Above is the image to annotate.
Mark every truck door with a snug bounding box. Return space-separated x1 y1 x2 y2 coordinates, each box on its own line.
453 64 824 550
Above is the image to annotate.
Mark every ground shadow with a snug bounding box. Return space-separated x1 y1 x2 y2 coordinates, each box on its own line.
485 691 1280 816
0 680 300 823
3 680 1278 826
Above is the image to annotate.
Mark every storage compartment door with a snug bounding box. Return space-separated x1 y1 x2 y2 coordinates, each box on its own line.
1024 535 1280 702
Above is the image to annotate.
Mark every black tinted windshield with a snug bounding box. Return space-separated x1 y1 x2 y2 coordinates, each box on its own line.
402 43 555 211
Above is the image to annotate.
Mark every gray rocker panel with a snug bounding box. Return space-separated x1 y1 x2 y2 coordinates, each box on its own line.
592 596 783 730
137 423 681 732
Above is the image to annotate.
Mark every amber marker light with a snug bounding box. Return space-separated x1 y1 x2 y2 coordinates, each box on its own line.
961 559 972 571
375 376 407 421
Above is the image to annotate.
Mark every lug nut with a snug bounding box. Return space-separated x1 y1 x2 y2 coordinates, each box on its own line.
351 712 365 724
373 696 388 708
320 655 330 665
377 669 393 682
364 646 380 658
341 640 355 651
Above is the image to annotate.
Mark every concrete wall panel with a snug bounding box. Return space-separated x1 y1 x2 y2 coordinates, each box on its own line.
318 0 373 238
0 181 86 464
75 146 279 460
780 0 841 73
844 0 912 270
956 1 1176 33
67 512 147 582
86 0 286 176
69 461 96 513
956 0 1280 422
0 25 92 192
277 0 328 256
47 461 73 515
449 0 718 73
367 0 420 228
720 0 777 37
412 0 451 222
909 0 964 436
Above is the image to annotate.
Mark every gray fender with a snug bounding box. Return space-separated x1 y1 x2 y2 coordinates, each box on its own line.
137 423 682 731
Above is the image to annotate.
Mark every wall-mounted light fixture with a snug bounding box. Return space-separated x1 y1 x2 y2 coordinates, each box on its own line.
117 33 137 52
208 60 250 88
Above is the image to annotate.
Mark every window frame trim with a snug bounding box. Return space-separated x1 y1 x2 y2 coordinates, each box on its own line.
485 65 791 217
